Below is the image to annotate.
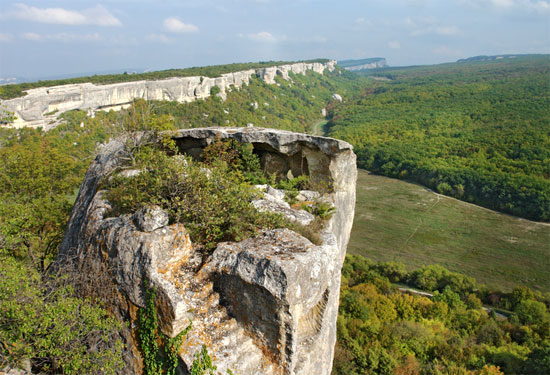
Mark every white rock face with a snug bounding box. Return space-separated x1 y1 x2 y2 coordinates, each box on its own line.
1 61 337 130
57 127 355 375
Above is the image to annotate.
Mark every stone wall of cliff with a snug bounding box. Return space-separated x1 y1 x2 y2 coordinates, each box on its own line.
57 127 355 374
1 61 336 129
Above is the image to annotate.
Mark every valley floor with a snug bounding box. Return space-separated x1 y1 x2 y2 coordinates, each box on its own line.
349 169 550 293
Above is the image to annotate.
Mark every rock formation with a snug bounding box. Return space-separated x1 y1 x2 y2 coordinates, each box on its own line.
58 127 356 374
340 58 388 71
1 61 336 130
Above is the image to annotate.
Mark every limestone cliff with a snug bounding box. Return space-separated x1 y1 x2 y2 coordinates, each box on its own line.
1 61 336 130
57 127 356 374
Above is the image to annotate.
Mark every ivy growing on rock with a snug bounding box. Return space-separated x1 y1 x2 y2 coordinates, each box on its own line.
138 281 192 375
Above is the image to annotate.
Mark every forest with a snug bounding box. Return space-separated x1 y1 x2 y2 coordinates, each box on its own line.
327 55 550 221
334 254 550 375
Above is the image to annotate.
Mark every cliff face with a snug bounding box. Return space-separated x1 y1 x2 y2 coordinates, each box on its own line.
1 61 336 130
338 58 388 71
58 127 356 374
345 59 387 71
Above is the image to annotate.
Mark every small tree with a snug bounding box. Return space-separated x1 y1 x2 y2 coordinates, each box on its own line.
116 99 176 166
0 106 17 124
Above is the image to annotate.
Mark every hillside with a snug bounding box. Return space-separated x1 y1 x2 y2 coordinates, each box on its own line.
0 59 330 100
327 55 550 221
350 169 550 293
456 54 542 63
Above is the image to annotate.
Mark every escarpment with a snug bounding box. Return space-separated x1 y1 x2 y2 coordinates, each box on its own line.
1 61 336 129
57 127 356 375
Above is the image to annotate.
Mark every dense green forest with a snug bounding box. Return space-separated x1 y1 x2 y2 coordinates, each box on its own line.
327 55 550 221
0 58 330 100
334 254 550 375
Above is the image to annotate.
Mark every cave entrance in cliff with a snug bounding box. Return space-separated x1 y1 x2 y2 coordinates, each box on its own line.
173 136 312 181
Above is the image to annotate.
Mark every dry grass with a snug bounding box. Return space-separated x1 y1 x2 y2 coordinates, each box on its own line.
349 169 550 292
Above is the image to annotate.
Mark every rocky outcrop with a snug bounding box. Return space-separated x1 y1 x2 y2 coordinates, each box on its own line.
340 58 388 71
1 61 336 130
57 127 356 375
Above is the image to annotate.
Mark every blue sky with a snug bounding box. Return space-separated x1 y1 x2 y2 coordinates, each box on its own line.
0 0 548 79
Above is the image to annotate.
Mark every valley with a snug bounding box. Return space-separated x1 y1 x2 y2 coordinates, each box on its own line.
350 169 549 293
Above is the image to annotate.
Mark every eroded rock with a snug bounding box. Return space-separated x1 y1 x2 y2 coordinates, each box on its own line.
57 127 356 375
134 205 169 232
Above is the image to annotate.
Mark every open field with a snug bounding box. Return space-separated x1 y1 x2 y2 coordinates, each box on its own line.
349 169 550 292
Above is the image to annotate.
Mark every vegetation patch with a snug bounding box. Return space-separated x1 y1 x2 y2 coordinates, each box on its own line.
104 143 290 250
0 257 125 374
328 55 550 221
334 254 550 375
138 282 191 375
349 170 550 293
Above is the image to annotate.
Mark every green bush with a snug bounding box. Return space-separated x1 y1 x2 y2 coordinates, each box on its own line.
0 257 124 374
210 86 221 96
190 345 217 375
105 146 289 250
202 138 266 184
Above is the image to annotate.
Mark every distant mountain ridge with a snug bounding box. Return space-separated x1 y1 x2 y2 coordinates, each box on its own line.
456 54 546 62
338 58 388 71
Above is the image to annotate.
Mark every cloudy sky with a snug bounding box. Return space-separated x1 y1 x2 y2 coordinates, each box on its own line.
0 0 548 79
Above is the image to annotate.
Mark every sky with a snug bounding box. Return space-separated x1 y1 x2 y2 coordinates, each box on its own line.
0 0 548 80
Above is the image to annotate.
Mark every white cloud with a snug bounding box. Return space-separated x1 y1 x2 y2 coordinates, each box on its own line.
491 0 515 7
10 3 121 26
353 17 373 28
405 16 461 36
0 33 13 43
388 40 401 49
22 32 42 41
457 0 550 13
22 32 101 42
522 0 550 12
434 26 460 35
146 33 172 44
163 17 199 33
410 25 461 36
246 31 277 42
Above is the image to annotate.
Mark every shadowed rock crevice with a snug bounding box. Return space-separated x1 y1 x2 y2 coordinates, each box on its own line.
214 274 284 362
297 287 330 343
